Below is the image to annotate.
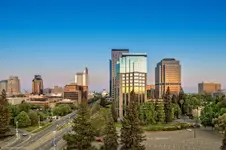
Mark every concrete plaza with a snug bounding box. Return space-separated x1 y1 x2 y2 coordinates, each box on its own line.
145 128 222 150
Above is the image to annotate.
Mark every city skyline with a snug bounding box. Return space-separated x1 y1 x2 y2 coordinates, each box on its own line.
1 0 226 92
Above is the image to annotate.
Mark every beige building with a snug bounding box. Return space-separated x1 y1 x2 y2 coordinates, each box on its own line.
198 82 221 94
7 76 20 95
110 49 129 99
115 53 147 119
32 75 44 95
155 58 181 98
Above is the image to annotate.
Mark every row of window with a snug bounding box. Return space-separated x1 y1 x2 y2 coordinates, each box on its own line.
122 80 145 83
122 73 145 77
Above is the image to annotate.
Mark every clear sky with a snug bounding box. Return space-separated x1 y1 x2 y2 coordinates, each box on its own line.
0 0 226 92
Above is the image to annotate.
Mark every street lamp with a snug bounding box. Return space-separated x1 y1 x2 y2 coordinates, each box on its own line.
38 115 41 128
53 131 57 150
16 121 19 138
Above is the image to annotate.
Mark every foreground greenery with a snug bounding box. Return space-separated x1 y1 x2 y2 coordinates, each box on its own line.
120 91 146 150
63 102 95 150
199 95 226 150
142 122 193 131
0 90 10 137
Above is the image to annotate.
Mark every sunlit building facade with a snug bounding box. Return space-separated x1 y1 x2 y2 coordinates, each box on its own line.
155 58 181 98
198 82 221 94
115 53 147 119
32 75 44 95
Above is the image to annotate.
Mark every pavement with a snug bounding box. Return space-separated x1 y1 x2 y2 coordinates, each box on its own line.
145 128 222 150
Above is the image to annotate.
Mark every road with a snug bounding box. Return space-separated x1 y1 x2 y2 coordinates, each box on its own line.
34 125 70 150
3 101 98 150
4 112 76 150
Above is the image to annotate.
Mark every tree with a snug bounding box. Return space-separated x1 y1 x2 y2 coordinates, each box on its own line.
178 87 185 114
156 101 165 123
18 102 30 113
111 101 118 122
63 102 95 150
15 111 31 128
0 89 10 136
171 94 177 104
164 86 171 123
0 89 8 106
120 91 146 150
28 110 39 126
213 114 226 150
139 102 156 125
52 104 72 116
8 104 20 125
103 113 118 150
100 97 106 107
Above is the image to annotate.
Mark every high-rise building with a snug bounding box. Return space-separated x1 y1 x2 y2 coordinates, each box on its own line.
198 82 221 94
0 80 8 93
7 76 20 95
110 49 129 99
74 67 89 100
115 53 147 119
75 67 88 86
32 75 44 95
155 58 181 98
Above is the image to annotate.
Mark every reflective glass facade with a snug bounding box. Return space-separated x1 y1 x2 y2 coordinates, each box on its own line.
115 53 147 119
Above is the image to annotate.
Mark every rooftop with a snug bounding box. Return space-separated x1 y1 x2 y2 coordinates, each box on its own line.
121 53 147 57
112 49 129 51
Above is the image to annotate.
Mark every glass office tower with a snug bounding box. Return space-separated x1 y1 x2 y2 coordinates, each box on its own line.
115 53 147 119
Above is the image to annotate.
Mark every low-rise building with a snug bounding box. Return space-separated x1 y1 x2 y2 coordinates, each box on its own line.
64 84 82 103
7 97 27 105
213 90 226 97
198 82 221 94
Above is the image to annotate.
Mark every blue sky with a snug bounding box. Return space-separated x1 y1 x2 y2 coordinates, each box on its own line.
0 0 226 92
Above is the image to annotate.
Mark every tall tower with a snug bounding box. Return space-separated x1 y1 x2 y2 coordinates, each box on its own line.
7 76 20 95
155 58 181 98
32 75 44 95
115 53 147 119
110 49 129 99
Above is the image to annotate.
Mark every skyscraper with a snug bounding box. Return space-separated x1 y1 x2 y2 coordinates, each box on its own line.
155 58 181 98
32 75 44 95
74 67 89 100
0 80 8 93
115 53 147 119
110 49 129 99
7 76 20 95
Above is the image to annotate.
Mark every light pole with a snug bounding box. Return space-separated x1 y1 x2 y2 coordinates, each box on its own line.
53 131 56 150
16 121 19 138
38 115 41 128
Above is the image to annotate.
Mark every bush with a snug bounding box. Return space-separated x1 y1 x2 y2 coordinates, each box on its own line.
143 122 192 131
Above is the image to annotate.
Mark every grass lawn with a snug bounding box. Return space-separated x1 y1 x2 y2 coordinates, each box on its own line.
57 122 71 131
21 122 52 133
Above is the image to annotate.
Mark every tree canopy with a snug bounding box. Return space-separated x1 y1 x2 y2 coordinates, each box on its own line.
120 91 146 150
63 102 95 150
0 90 10 136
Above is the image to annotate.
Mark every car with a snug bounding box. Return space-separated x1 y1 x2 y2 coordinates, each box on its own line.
22 133 28 136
